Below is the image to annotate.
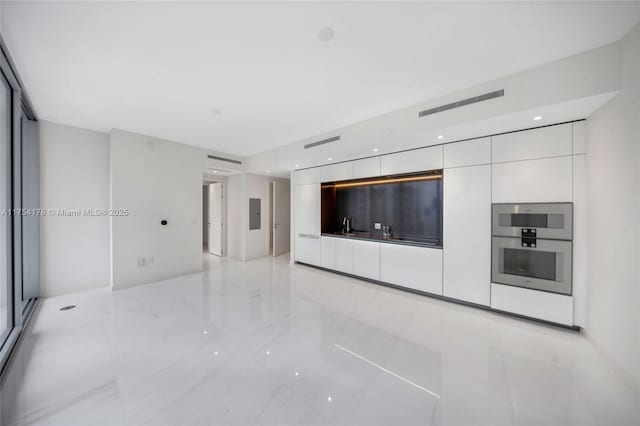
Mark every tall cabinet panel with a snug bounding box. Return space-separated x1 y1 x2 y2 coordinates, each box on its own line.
443 165 491 306
295 181 321 265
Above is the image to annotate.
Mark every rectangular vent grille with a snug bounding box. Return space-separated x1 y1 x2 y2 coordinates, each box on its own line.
418 89 504 118
304 135 340 150
207 154 242 165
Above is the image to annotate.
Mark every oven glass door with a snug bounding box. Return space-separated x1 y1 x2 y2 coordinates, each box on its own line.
492 203 572 240
492 237 572 295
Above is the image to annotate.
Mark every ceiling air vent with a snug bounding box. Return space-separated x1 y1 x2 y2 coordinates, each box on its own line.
304 135 340 150
418 89 504 118
207 154 242 165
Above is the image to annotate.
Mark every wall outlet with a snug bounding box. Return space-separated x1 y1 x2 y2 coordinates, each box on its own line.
148 256 155 265
374 222 381 230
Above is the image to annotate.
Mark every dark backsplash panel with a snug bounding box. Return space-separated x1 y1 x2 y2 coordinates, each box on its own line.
322 177 443 242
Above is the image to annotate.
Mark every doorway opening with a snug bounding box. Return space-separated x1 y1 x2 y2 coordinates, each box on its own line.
269 179 291 257
203 181 224 257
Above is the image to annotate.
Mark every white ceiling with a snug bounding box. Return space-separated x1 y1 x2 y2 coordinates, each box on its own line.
3 1 640 157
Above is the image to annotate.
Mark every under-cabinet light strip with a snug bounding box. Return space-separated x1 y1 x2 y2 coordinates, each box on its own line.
324 174 442 189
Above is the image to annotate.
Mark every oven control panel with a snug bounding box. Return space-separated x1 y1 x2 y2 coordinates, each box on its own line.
521 228 537 247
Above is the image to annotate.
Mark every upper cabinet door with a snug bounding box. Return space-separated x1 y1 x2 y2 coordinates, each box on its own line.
320 162 353 183
295 183 320 236
380 145 443 175
444 137 491 168
492 156 573 203
353 157 381 179
492 123 572 163
572 121 586 155
296 167 321 185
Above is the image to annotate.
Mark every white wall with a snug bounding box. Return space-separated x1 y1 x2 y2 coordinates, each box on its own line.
39 121 110 296
225 173 290 261
244 174 269 261
110 129 205 289
245 39 621 174
585 22 640 391
226 174 244 260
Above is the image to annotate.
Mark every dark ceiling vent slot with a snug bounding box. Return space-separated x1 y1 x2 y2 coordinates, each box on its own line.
418 89 504 118
304 135 340 150
208 154 242 165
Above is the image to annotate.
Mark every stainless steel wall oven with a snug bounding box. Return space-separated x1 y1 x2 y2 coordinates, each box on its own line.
491 203 573 295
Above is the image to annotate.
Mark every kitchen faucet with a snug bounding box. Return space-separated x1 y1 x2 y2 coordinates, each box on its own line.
342 217 351 234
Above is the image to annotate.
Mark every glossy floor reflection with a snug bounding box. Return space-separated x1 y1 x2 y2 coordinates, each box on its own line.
5 254 640 425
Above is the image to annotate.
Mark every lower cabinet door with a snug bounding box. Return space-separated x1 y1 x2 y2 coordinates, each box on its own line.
321 236 336 269
295 235 321 266
335 238 353 274
352 240 380 280
380 244 443 295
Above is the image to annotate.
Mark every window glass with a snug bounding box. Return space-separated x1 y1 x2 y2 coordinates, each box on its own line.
0 72 11 346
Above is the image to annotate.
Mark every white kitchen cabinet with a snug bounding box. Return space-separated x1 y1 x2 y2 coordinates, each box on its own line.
353 157 381 179
443 137 491 168
321 162 353 182
492 156 573 203
295 183 320 236
380 145 443 175
296 167 321 184
380 244 443 295
572 154 587 327
295 235 321 266
491 283 573 326
335 238 353 274
491 123 572 163
573 121 586 154
443 165 491 306
352 239 381 281
321 236 336 270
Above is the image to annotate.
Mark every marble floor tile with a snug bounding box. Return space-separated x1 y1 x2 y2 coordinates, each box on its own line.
3 253 640 425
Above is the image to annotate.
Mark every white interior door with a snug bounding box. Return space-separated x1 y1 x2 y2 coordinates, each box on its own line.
272 180 290 256
208 183 223 256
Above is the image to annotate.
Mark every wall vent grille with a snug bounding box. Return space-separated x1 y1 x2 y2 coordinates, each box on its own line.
304 135 340 150
207 154 242 165
418 89 504 118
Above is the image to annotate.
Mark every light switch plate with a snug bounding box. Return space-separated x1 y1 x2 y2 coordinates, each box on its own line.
374 222 381 230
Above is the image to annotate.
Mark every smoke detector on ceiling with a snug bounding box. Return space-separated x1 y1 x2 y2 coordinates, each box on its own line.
318 27 334 42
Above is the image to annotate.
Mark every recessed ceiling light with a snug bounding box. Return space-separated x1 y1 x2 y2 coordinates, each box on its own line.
327 157 332 161
266 170 270 174
373 148 379 152
318 27 334 42
534 116 542 121
213 170 217 173
295 164 299 168
437 135 444 140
